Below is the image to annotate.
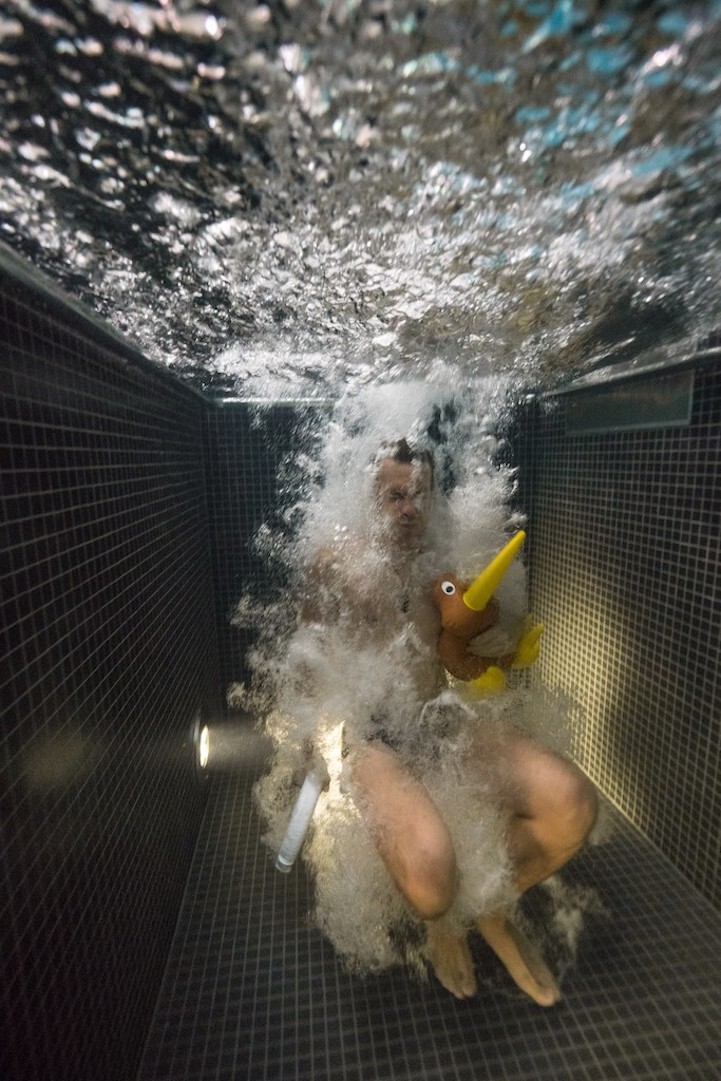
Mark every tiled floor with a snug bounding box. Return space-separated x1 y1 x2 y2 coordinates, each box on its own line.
138 764 721 1081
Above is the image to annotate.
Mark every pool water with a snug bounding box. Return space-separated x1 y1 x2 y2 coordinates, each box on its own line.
1 0 720 396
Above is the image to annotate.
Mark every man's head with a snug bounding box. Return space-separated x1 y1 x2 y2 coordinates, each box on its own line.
373 439 434 550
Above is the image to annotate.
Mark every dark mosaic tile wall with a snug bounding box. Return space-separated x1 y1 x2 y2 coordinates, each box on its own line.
0 266 221 1081
204 402 328 701
515 361 721 910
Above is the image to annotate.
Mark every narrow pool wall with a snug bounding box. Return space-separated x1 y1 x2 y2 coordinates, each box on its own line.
0 249 222 1081
515 365 720 909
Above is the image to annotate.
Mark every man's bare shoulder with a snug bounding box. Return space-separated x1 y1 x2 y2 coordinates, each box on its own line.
309 537 367 579
301 537 368 623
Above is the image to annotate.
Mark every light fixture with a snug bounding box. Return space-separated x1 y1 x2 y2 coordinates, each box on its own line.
198 724 210 770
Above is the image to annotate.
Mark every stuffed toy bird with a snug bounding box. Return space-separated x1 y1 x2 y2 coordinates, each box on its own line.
431 530 544 693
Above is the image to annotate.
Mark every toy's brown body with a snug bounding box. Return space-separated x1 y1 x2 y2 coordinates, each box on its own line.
431 577 512 681
430 531 543 686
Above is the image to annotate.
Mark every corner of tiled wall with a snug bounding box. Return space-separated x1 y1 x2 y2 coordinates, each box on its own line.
514 361 720 911
1 265 222 1081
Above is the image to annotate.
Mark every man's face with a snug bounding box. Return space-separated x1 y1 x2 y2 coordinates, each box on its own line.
373 458 433 550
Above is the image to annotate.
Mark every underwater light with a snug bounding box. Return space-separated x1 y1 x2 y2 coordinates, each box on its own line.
193 721 273 774
198 725 210 770
190 710 211 780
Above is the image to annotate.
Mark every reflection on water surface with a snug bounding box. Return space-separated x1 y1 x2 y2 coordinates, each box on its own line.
1 0 720 396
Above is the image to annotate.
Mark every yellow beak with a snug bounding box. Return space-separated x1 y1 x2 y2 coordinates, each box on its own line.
462 530 526 612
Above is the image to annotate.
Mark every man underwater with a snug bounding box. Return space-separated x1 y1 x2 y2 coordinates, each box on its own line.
296 437 598 1006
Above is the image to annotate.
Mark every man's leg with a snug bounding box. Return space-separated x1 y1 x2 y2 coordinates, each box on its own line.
494 729 599 894
349 731 598 1006
472 725 598 1006
348 742 478 999
348 742 457 919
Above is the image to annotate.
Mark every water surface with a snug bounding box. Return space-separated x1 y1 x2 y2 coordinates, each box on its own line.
1 0 720 396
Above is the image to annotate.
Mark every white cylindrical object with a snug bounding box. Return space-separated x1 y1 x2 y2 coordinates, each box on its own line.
275 768 324 873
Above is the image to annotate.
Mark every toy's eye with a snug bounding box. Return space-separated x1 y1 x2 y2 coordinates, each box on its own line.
441 581 456 595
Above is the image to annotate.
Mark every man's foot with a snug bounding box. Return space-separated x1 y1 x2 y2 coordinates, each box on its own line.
424 922 478 999
476 913 560 1007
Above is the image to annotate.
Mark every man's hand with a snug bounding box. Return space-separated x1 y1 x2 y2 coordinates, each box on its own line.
293 739 331 791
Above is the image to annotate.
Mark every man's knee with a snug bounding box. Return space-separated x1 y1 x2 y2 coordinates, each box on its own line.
551 761 598 843
400 826 457 920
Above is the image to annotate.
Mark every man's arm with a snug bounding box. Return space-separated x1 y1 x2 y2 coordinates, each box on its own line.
300 546 345 624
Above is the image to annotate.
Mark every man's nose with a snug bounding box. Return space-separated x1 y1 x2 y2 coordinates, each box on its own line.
399 497 417 518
